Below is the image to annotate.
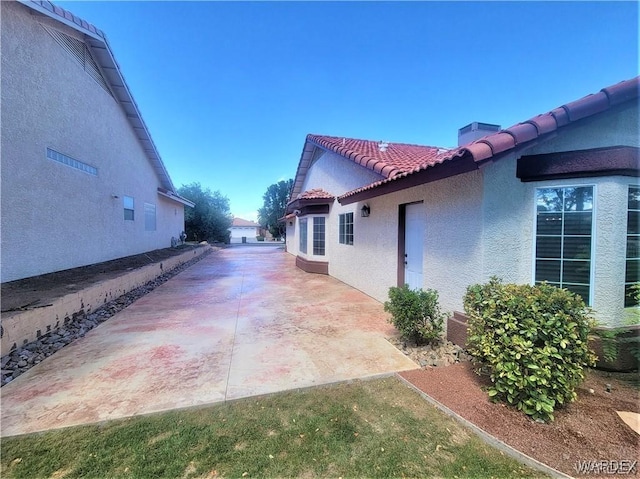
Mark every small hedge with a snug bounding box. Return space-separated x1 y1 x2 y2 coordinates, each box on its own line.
384 285 446 345
463 278 596 422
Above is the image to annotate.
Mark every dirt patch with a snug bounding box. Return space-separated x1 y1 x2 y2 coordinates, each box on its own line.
1 244 209 312
400 362 639 478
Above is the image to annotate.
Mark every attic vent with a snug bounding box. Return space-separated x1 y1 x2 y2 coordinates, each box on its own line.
42 25 113 98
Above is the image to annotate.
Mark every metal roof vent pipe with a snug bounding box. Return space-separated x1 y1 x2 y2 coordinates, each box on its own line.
458 122 501 146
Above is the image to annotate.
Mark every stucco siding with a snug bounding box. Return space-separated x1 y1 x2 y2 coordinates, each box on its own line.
301 151 384 196
230 226 260 243
482 156 635 326
481 156 534 285
328 170 485 311
525 103 639 154
1 2 185 282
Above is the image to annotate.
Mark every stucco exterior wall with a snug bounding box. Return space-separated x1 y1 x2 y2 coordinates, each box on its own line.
230 226 259 243
525 103 639 155
480 102 639 327
328 170 485 311
301 150 384 196
482 156 633 326
1 2 186 282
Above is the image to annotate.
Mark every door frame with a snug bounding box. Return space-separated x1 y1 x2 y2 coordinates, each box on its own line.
397 201 424 287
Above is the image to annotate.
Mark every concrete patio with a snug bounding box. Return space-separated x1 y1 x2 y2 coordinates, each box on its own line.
1 246 417 437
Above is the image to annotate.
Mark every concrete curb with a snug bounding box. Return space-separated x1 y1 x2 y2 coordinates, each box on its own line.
395 374 575 479
1 246 211 353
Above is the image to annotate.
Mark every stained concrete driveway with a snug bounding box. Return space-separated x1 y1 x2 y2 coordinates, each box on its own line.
1 246 417 437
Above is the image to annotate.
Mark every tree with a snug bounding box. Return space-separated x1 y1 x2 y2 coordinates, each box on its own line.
258 179 293 239
178 182 232 243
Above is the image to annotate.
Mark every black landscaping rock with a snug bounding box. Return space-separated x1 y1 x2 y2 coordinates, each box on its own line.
1 248 212 387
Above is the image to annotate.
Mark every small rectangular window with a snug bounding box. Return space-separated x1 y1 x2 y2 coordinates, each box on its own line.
339 213 353 245
313 217 325 256
124 196 134 221
144 202 156 231
299 218 308 254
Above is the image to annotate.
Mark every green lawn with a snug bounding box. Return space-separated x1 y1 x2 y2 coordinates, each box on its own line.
1 377 542 478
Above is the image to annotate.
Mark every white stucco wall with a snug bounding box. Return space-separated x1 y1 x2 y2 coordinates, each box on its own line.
230 226 259 243
286 148 386 260
1 2 186 282
301 150 384 196
287 98 637 326
328 171 485 311
525 103 639 155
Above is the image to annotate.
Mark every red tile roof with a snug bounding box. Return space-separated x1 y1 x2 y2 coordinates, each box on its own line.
463 76 639 164
232 218 260 228
337 76 639 202
306 135 446 179
296 188 335 200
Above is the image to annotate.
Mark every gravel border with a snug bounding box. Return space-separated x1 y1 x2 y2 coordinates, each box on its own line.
1 248 213 387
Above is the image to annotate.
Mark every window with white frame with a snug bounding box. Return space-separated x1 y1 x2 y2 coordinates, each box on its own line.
299 218 308 254
535 186 593 304
625 185 640 307
144 202 156 231
339 212 353 245
124 196 134 221
313 217 325 256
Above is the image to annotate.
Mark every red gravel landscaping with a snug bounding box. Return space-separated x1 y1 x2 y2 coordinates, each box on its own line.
400 362 639 478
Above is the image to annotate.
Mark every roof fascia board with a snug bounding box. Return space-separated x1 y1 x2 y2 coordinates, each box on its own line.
19 0 104 41
157 189 195 207
20 0 178 194
339 155 477 205
517 145 640 182
290 139 317 200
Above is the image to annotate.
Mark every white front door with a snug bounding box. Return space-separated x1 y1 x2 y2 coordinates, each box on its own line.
404 203 425 290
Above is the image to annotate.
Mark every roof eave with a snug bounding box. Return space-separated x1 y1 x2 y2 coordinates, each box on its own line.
339 154 478 205
20 0 178 193
157 189 195 207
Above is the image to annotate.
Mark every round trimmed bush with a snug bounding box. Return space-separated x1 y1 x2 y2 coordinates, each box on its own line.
463 277 596 422
384 285 446 345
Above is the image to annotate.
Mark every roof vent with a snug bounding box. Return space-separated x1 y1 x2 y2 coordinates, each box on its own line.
458 122 500 146
378 141 389 152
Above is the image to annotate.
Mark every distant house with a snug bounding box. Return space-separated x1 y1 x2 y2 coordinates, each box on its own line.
230 218 262 243
284 77 639 327
1 0 193 283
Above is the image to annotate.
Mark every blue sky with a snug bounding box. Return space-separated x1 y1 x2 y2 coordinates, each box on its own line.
58 1 638 221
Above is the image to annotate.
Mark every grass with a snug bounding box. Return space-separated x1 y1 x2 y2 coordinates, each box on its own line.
1 377 542 478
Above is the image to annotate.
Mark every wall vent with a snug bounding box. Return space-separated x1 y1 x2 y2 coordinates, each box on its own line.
42 25 113 98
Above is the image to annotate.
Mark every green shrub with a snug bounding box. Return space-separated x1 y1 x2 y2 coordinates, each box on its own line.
384 285 447 345
463 277 596 422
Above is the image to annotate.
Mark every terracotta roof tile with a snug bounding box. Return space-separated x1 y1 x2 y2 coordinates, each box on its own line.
297 188 334 200
564 92 610 122
528 114 557 136
464 76 639 165
550 106 571 127
463 142 493 163
306 134 444 179
335 76 639 202
507 123 538 145
232 218 260 227
603 79 639 105
481 132 516 155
